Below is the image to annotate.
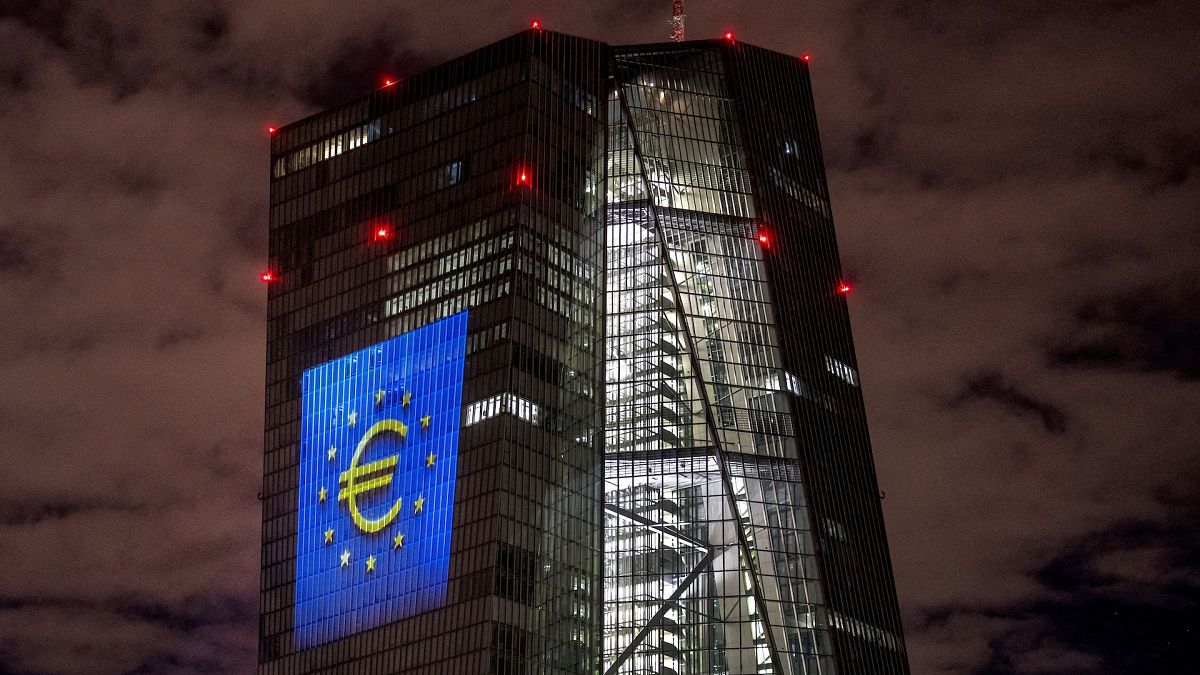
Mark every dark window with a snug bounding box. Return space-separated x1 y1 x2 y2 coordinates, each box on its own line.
495 544 537 605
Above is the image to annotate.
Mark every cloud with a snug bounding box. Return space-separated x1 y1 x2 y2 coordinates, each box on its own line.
1050 277 1200 380
950 371 1069 434
0 1 1197 673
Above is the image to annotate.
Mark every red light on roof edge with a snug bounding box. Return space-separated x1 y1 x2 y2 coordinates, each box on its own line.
382 77 396 87
517 168 531 186
260 271 275 283
374 226 392 241
758 233 769 245
838 282 852 294
266 126 277 135
531 19 542 29
802 53 812 62
724 31 735 41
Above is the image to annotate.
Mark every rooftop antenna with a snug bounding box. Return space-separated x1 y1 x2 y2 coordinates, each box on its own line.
671 0 685 41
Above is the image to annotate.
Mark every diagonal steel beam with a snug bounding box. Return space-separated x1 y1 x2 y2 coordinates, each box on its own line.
603 547 718 675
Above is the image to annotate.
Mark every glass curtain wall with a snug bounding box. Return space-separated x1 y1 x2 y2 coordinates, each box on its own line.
514 31 609 674
723 44 910 674
602 47 837 675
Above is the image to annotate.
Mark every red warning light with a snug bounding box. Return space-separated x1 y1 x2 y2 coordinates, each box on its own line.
260 270 275 283
382 77 396 87
837 281 853 294
531 19 542 30
374 225 392 242
724 31 735 41
266 126 278 135
516 167 531 186
758 233 769 245
802 53 812 62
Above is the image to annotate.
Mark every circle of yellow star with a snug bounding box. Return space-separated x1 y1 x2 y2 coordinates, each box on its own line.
374 389 386 406
392 532 405 549
339 549 351 568
420 414 431 429
365 554 377 573
402 392 412 407
318 486 328 503
425 451 436 468
347 410 358 427
413 495 425 514
324 529 334 544
327 445 337 461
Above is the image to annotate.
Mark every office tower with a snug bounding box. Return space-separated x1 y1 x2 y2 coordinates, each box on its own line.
260 28 908 675
602 41 908 675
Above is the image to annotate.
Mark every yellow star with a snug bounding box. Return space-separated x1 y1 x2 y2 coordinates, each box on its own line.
318 486 328 503
324 529 334 545
420 414 431 429
347 410 358 427
365 554 377 573
402 391 412 407
375 389 386 406
327 445 337 461
392 532 405 549
413 495 425 514
425 451 436 468
340 549 351 567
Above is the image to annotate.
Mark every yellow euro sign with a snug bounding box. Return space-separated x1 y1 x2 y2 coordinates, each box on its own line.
338 419 407 533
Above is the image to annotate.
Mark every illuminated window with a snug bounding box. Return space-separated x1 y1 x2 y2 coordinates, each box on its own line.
782 370 803 396
272 119 382 178
446 160 464 185
828 610 903 652
463 393 542 427
825 355 858 386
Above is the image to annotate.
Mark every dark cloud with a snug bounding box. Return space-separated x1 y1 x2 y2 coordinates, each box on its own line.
0 1 1198 673
0 594 254 674
190 7 230 53
0 229 34 274
0 593 252 634
0 499 135 526
1080 132 1200 188
917 495 1200 675
951 371 1069 434
0 0 75 48
1051 278 1200 380
295 24 428 110
155 324 207 350
1020 483 1200 673
112 594 256 635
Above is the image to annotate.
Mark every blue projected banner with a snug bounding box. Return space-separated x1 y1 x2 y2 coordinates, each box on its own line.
294 311 468 648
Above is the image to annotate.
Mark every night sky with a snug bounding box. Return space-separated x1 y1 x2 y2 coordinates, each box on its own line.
1 1 1198 674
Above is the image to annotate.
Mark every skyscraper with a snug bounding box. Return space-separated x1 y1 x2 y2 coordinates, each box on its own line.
260 28 908 675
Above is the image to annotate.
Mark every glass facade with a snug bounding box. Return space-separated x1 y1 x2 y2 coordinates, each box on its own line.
602 47 835 675
261 29 907 675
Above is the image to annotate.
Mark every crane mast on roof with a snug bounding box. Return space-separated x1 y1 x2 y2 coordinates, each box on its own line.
671 0 685 41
